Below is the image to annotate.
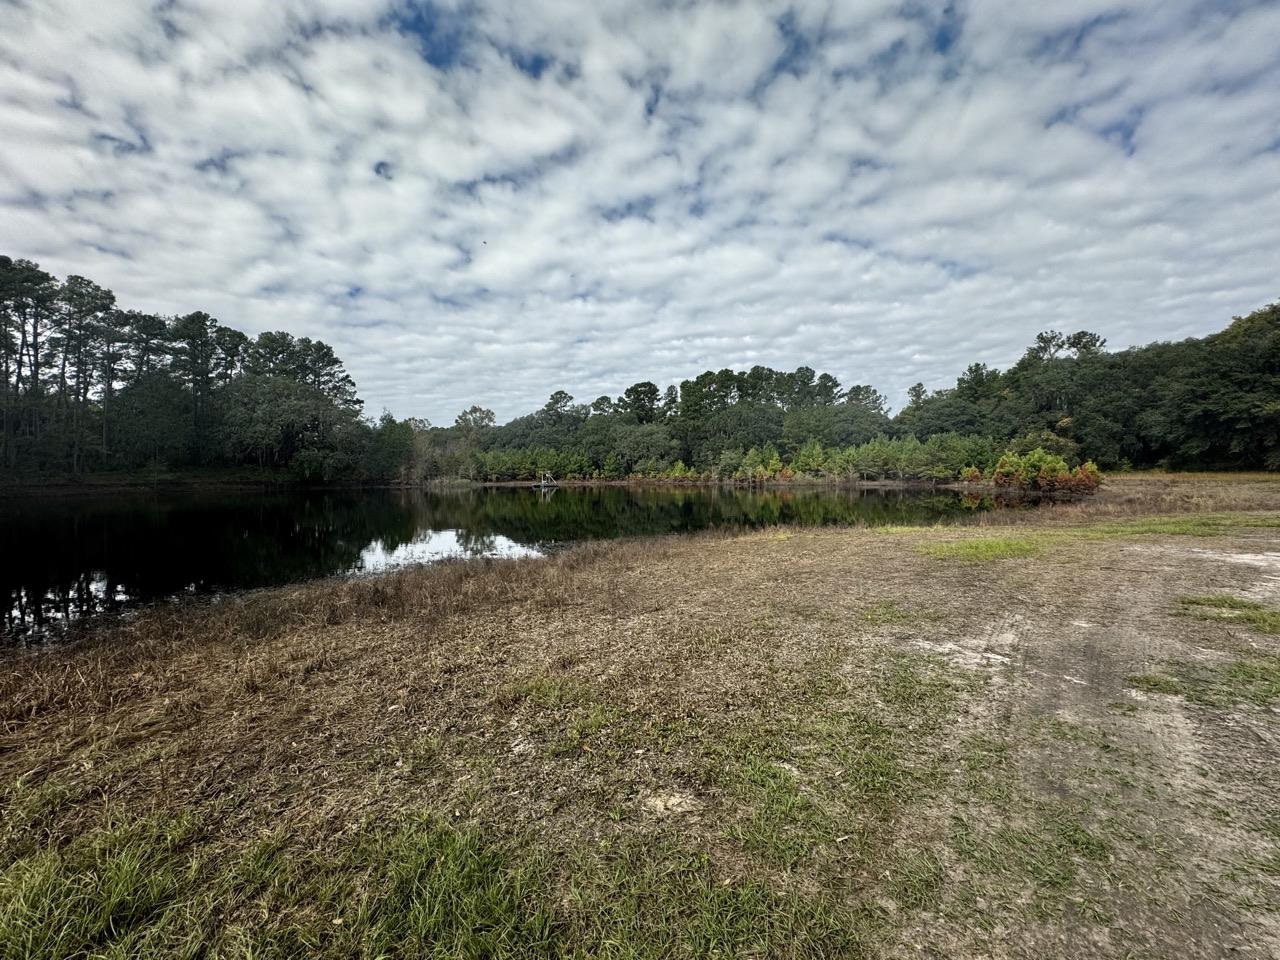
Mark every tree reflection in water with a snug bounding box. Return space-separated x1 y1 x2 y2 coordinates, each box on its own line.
1 485 1033 644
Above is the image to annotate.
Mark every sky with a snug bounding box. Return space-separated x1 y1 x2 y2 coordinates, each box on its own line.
2 0 1278 422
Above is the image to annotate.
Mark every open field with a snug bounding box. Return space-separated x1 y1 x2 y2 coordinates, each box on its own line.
2 475 1279 958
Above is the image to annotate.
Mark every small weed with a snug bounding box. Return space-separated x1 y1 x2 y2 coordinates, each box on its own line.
1041 718 1120 754
957 734 1014 803
1128 673 1187 697
884 846 945 910
727 757 831 868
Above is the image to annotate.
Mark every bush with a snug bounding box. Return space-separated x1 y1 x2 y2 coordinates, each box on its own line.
992 452 1024 487
1066 460 1103 493
990 448 1097 492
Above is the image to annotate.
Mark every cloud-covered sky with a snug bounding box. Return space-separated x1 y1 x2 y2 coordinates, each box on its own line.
3 0 1278 421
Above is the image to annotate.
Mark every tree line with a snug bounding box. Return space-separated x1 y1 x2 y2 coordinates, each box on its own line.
0 255 397 480
3 254 1275 484
424 302 1276 481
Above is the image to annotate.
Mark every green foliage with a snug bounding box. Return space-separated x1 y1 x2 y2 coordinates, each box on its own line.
790 438 825 475
1008 430 1081 466
1128 652 1280 707
901 305 1280 470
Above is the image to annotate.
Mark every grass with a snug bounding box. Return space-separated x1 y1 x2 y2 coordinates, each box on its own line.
912 510 1280 564
941 717 1176 938
1126 596 1280 707
0 813 201 960
4 480 1280 957
1178 594 1280 634
0 810 873 960
858 599 931 626
918 535 1044 562
1083 514 1280 538
1128 657 1280 708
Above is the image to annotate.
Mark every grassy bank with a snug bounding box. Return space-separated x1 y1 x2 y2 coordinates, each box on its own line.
2 477 1279 958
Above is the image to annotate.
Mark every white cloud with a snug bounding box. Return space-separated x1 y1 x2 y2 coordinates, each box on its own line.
1 0 1277 420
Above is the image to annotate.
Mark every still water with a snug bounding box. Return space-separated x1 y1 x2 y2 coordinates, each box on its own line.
2 484 1032 643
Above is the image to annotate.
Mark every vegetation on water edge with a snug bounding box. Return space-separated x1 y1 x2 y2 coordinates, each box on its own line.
988 449 1102 493
475 438 1103 493
3 255 1277 483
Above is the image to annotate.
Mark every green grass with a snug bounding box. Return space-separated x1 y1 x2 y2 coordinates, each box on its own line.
918 536 1043 562
1084 514 1280 538
0 810 875 960
0 814 202 960
942 721 1165 933
1125 596 1280 706
951 806 1112 892
1178 595 1280 634
0 655 989 958
912 512 1280 564
721 655 975 873
1128 655 1280 707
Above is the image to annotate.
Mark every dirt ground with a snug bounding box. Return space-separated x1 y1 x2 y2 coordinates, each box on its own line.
2 475 1279 958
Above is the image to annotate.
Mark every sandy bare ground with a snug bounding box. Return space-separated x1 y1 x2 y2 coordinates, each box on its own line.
2 477 1278 958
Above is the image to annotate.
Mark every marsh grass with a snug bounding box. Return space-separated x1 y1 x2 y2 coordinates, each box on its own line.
0 805 883 960
0 579 982 959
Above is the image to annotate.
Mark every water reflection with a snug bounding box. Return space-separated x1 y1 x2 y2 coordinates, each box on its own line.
357 531 541 571
1 484 1035 644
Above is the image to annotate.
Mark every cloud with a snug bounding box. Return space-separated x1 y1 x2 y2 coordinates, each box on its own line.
2 0 1278 420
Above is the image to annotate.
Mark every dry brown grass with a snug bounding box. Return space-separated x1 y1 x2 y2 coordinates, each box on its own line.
960 471 1280 528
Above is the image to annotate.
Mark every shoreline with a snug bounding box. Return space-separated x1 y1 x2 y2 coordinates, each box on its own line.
4 467 1274 500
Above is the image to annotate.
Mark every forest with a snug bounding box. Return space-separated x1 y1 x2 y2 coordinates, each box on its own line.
2 254 1276 485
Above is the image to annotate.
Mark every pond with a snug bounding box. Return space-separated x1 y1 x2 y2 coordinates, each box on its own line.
1 484 1037 644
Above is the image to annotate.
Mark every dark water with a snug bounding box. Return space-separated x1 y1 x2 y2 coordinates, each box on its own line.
1 484 1033 644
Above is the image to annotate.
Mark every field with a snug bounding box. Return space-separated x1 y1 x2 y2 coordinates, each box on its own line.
2 474 1279 958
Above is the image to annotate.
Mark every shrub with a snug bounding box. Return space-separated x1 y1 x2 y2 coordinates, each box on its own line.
1066 460 1102 492
1020 448 1071 489
992 452 1024 487
990 448 1096 492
